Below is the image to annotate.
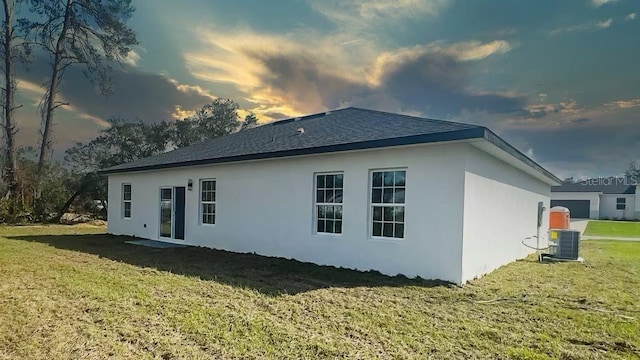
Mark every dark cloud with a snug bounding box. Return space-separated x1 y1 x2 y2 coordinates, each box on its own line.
63 69 213 122
14 57 217 160
248 48 526 119
18 60 214 123
520 102 578 119
571 117 591 124
251 52 371 112
502 121 640 176
378 52 526 117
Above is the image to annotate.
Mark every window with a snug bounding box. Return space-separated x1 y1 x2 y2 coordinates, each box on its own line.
616 197 626 210
315 173 343 234
122 183 132 218
371 170 406 239
200 179 216 224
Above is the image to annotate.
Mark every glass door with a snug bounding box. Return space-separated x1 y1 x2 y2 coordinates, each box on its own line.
160 187 173 238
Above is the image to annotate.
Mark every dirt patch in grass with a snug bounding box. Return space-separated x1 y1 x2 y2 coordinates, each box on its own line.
0 227 639 359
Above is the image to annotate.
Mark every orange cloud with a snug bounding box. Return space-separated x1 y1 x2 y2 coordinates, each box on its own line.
184 27 515 120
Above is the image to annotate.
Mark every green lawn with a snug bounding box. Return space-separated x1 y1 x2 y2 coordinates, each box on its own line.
585 220 640 238
0 226 639 359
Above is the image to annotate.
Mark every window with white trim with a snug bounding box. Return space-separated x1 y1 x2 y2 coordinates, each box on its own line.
122 183 132 218
200 179 216 224
315 173 343 234
371 170 405 238
616 197 626 210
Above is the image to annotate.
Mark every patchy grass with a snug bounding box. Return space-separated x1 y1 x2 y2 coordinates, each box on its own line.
585 220 640 238
0 226 639 359
0 223 107 237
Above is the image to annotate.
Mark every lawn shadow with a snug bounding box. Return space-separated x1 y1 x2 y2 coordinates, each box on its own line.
8 233 450 296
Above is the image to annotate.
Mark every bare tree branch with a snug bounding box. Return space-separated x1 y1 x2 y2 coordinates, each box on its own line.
50 101 69 111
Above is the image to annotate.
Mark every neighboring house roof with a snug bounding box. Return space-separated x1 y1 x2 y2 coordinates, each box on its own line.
100 107 560 183
552 182 637 194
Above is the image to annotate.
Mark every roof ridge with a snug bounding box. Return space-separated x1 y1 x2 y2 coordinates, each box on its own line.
346 107 481 128
266 107 480 129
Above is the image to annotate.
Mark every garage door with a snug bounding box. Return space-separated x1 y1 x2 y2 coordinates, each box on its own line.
550 200 590 219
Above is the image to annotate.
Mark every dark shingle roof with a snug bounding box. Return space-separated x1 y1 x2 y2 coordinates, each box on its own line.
100 107 559 183
552 181 637 194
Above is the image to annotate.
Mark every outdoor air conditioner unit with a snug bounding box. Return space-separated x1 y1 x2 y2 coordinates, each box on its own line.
548 229 580 260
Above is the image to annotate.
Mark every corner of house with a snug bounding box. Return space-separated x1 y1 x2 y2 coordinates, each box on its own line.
635 184 640 219
459 146 471 285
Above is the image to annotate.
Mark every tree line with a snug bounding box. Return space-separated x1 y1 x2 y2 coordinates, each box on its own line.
62 99 257 222
0 1 257 223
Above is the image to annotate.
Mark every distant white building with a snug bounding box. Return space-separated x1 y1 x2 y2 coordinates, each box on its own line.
100 108 559 284
551 180 640 220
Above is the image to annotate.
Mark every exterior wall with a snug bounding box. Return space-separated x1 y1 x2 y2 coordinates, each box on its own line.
107 143 467 283
636 185 640 219
600 194 637 220
461 148 551 283
550 192 600 219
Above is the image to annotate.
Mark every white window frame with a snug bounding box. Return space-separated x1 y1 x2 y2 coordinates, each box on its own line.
616 197 626 210
122 183 132 219
314 172 344 235
369 169 406 239
200 179 216 225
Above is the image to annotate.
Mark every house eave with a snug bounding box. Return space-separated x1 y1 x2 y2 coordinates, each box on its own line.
470 129 561 186
99 127 486 175
99 127 561 186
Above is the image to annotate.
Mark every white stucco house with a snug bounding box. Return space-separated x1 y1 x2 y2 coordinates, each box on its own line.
551 181 640 220
100 108 560 284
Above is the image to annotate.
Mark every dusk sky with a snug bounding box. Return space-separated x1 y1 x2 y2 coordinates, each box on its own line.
13 0 640 179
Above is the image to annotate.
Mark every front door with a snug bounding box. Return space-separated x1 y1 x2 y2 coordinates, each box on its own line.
159 186 187 240
174 187 186 240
